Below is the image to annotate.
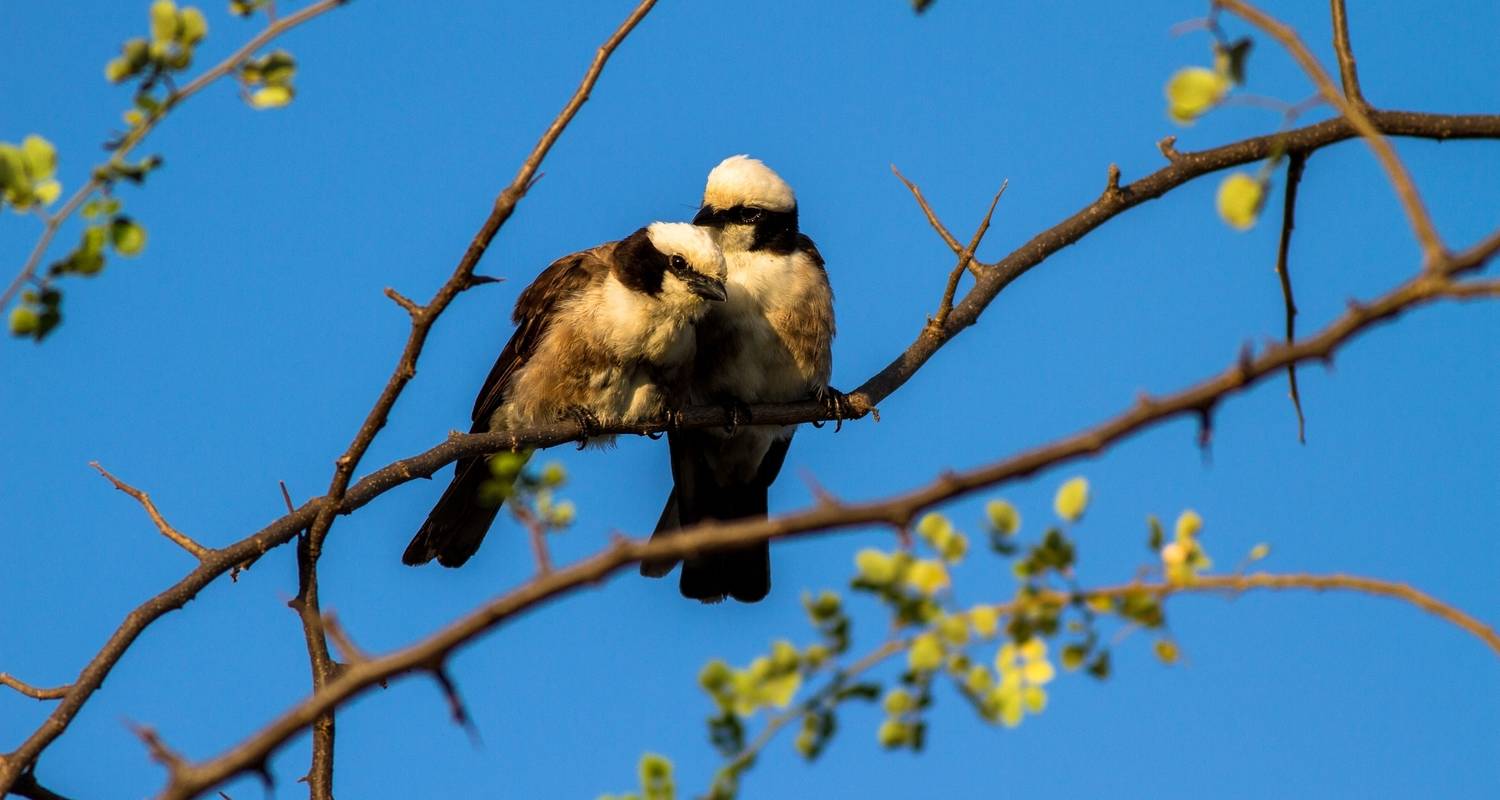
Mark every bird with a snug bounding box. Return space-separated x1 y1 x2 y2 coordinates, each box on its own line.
403 222 727 568
641 155 841 603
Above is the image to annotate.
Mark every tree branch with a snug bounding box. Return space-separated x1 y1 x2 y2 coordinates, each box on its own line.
713 567 1500 794
1328 0 1365 105
7 108 1498 795
0 675 70 702
1274 152 1309 442
171 559 1500 799
155 238 1500 796
90 462 211 561
933 182 1006 329
0 0 658 790
1219 0 1444 264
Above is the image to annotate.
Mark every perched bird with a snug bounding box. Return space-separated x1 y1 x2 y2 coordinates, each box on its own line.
642 155 840 603
403 222 727 568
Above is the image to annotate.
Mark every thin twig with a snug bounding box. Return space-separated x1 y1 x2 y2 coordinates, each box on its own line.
7 106 1500 793
934 181 1008 329
1274 152 1309 443
1219 0 1444 264
0 675 70 701
891 165 965 256
1328 0 1365 106
509 502 554 575
90 462 211 560
0 0 347 311
174 561 1500 800
711 567 1500 794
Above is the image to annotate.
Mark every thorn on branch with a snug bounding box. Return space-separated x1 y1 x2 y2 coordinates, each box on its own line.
322 613 369 664
464 274 504 289
1195 404 1216 454
932 179 1008 329
1157 135 1183 163
891 164 964 256
278 480 296 514
127 721 185 772
384 287 423 318
1104 163 1122 196
431 664 482 745
90 461 212 561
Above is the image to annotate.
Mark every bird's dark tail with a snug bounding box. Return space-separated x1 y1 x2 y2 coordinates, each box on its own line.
640 433 783 603
403 454 519 568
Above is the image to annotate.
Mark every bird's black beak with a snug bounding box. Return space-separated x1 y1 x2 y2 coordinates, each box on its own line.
692 205 723 228
684 273 727 302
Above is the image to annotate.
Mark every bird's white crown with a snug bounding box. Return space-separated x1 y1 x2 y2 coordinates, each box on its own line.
702 155 796 213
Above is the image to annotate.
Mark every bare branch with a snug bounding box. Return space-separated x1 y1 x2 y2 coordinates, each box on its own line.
383 287 423 318
891 165 964 256
7 107 1499 793
1219 0 1444 264
1328 0 1365 105
713 568 1500 793
1274 152 1309 442
0 0 660 791
90 462 211 561
322 614 368 665
934 181 1007 329
0 675 70 702
167 561 1500 799
509 502 554 575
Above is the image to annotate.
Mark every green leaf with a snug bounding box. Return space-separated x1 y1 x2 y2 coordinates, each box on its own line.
109 216 148 256
150 0 181 43
9 305 40 336
249 85 294 109
985 499 1020 536
21 135 57 180
1147 514 1164 551
178 7 208 46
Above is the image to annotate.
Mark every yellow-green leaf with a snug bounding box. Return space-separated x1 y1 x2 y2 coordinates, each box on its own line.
9 305 40 335
178 7 208 46
1216 172 1265 230
985 499 1020 535
150 0 180 43
249 85 294 109
109 217 147 256
21 135 56 180
1165 66 1229 125
1174 509 1203 541
1053 476 1090 522
907 632 943 673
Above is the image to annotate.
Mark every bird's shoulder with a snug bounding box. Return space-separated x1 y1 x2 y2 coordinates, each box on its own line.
471 248 606 426
512 248 608 325
795 233 825 271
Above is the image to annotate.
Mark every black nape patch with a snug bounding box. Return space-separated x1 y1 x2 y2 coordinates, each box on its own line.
694 204 800 254
614 227 669 296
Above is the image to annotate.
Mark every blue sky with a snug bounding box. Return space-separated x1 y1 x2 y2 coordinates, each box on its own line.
4 1 1498 797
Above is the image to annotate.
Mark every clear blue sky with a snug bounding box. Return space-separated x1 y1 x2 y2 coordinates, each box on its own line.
4 1 1498 797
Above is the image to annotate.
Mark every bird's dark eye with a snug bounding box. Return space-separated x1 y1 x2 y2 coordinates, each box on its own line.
669 255 687 270
740 207 764 224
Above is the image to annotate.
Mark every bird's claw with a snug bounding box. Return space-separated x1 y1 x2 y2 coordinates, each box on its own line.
716 397 751 435
647 408 684 439
564 406 602 449
814 386 854 432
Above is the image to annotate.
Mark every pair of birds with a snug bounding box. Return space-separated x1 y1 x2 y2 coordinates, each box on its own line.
401 156 839 604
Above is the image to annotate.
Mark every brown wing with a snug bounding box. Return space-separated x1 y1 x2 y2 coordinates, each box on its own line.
796 233 826 272
469 250 600 430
